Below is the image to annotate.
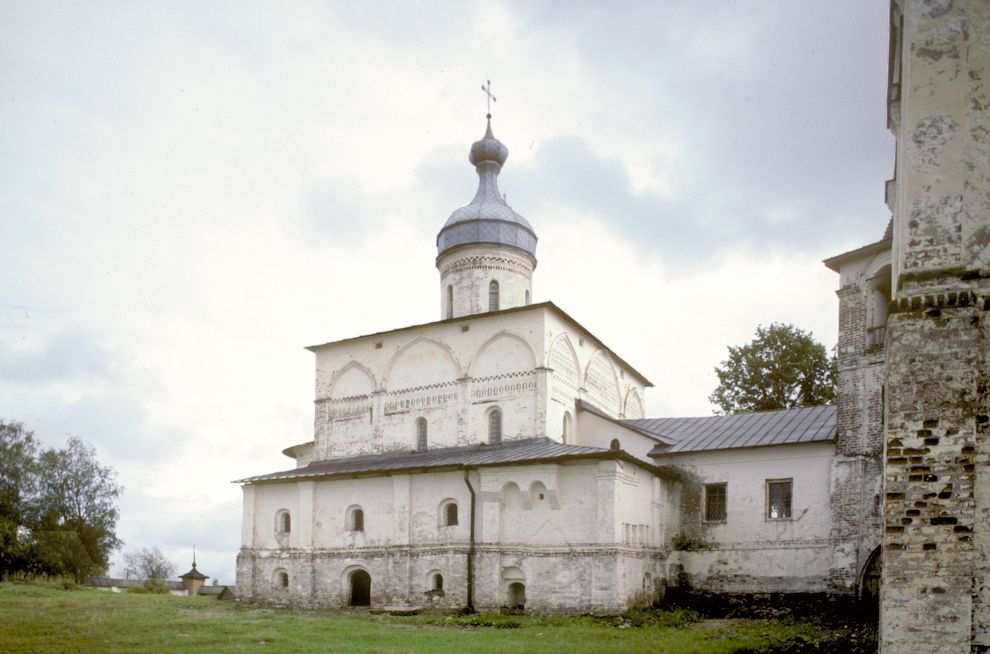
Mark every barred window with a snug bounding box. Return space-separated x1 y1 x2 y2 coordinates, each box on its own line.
488 409 503 444
767 479 793 520
704 483 727 522
489 280 500 311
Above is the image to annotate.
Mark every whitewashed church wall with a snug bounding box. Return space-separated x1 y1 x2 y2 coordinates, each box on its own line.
542 312 648 433
311 309 549 458
437 245 534 319
575 409 659 463
613 463 667 547
310 476 405 548
408 472 471 545
249 483 299 550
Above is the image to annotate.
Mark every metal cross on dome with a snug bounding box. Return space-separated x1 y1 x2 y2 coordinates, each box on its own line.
481 79 496 118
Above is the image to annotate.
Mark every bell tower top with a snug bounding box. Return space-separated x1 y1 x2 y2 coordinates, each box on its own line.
436 87 537 320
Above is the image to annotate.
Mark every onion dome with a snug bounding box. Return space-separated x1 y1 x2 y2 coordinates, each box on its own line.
437 118 538 263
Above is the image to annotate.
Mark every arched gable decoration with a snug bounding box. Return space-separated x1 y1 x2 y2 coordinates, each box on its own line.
584 349 622 416
623 388 645 419
548 334 580 385
328 361 376 399
469 331 537 379
383 335 462 392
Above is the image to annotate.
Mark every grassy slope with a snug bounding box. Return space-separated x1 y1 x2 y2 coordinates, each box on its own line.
0 583 836 654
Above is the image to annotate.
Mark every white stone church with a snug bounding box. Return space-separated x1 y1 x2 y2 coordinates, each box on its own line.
235 116 885 613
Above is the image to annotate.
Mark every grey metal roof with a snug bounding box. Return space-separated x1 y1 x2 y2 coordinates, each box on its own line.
236 437 623 484
628 405 836 455
437 119 537 261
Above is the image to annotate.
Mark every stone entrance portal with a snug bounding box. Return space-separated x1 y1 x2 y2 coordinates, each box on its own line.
350 570 371 607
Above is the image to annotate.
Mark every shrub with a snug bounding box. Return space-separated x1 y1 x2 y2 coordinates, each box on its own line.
126 579 170 594
451 613 521 629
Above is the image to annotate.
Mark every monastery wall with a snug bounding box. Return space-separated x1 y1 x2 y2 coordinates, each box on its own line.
825 240 888 594
659 442 835 593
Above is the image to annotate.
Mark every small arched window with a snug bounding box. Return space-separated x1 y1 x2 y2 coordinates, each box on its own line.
273 570 289 589
275 509 291 544
525 290 530 305
416 418 428 452
562 412 572 444
445 502 458 526
489 280 500 312
610 438 620 450
489 409 502 445
348 506 365 532
433 574 444 591
447 285 454 320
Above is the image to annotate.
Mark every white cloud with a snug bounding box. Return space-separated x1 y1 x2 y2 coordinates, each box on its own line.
1 0 890 585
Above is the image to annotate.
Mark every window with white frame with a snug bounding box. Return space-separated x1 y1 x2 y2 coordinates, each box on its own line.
766 479 792 520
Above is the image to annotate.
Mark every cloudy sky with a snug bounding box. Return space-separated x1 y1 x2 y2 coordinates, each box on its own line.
1 1 893 584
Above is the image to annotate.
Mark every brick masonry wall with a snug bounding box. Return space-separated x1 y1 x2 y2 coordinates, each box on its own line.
883 297 988 652
829 281 884 593
882 1 990 651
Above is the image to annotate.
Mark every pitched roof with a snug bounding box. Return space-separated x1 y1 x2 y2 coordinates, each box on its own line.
627 405 836 455
235 437 665 484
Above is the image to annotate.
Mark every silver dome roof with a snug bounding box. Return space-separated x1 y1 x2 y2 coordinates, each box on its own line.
437 119 537 262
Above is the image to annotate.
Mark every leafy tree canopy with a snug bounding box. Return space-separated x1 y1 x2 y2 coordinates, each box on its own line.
0 421 122 581
709 323 836 414
0 421 39 578
122 547 175 580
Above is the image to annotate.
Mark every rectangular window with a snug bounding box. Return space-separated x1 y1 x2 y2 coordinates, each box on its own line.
767 479 793 520
703 483 727 522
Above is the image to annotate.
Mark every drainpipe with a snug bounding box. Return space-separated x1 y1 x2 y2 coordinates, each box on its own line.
463 467 476 613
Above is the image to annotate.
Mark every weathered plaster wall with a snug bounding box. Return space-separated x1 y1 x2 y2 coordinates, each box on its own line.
656 442 836 593
437 245 534 319
236 458 673 612
306 305 649 462
828 247 887 594
882 1 990 651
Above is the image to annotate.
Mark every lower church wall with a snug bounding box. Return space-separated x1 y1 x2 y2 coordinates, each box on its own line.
236 545 666 613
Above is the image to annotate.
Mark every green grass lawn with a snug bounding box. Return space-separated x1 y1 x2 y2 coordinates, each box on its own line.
0 582 873 653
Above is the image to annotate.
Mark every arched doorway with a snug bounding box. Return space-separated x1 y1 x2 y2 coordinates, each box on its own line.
860 546 881 614
507 582 526 610
350 570 371 607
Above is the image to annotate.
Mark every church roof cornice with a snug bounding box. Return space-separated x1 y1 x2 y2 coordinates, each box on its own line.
823 235 892 272
234 437 675 485
304 301 653 387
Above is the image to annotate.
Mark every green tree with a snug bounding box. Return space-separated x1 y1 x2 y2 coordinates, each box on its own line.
709 323 836 414
0 421 38 579
122 547 175 580
31 437 123 581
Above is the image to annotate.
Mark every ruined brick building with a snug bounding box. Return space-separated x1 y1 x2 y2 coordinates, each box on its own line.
879 1 990 652
235 1 988 634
